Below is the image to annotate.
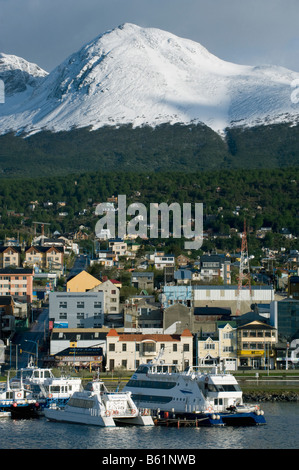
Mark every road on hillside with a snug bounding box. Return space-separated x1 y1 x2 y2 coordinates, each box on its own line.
8 307 49 370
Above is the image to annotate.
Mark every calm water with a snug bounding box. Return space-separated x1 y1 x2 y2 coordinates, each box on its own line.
0 402 298 450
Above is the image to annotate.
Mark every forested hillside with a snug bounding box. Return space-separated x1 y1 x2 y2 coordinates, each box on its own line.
0 168 298 258
0 122 298 178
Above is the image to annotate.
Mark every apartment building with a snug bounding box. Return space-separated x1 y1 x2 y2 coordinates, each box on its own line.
0 267 34 303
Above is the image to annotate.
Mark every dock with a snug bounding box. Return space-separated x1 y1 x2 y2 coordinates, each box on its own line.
153 415 212 428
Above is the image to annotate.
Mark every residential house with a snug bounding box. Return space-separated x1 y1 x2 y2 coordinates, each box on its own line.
200 254 231 284
174 268 192 285
109 239 127 256
124 298 162 331
89 280 120 315
176 254 191 267
0 246 21 269
106 328 193 371
131 272 154 291
24 246 64 272
197 336 220 367
66 270 102 292
154 254 175 270
218 322 238 371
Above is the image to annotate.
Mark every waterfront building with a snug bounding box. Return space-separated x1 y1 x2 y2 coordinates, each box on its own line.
106 328 193 372
236 314 277 369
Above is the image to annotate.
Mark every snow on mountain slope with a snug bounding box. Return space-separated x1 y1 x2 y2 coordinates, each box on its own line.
0 23 299 136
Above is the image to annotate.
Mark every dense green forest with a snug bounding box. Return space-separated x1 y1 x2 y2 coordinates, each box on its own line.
0 167 298 258
0 122 298 178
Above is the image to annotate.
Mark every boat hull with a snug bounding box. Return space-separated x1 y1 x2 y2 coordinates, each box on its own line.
155 410 266 426
44 408 154 427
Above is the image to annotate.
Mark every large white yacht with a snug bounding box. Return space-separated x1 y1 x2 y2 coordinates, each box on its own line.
44 379 154 427
123 361 266 426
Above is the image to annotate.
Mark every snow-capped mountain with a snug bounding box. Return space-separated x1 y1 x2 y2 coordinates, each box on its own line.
0 23 299 136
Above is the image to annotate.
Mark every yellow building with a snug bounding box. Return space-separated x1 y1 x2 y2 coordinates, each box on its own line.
66 270 102 292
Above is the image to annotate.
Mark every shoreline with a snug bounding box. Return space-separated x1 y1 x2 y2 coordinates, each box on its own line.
244 391 299 402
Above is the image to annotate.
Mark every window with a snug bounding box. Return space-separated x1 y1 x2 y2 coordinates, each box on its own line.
77 302 84 308
122 360 127 368
59 312 67 319
77 312 84 319
94 301 102 308
143 342 156 353
109 343 115 352
122 343 127 352
173 344 177 352
59 301 67 309
183 344 189 352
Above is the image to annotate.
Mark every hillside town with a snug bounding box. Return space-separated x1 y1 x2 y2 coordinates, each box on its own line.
0 199 298 376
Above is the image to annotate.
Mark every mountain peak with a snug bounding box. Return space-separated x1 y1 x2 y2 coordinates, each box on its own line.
0 24 299 135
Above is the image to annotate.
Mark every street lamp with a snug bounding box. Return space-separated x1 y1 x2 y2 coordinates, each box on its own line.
25 339 38 366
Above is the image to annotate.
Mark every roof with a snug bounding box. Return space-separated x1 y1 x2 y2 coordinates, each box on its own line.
0 295 14 305
107 328 192 342
0 267 34 275
194 307 231 316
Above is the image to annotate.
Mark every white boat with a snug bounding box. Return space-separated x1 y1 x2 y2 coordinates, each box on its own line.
0 373 40 418
123 361 266 426
44 379 154 427
10 359 82 410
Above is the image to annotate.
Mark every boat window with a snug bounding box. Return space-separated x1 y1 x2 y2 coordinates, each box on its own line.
49 386 64 393
135 366 149 374
215 384 242 392
68 397 94 409
126 379 176 390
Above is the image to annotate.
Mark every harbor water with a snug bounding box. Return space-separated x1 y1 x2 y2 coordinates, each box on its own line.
0 402 298 450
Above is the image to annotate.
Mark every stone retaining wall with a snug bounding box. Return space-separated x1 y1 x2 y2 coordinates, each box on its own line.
244 391 299 402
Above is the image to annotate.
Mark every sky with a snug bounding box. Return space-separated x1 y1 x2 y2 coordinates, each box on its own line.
0 0 299 73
